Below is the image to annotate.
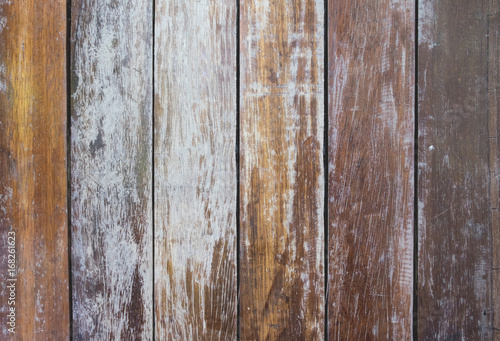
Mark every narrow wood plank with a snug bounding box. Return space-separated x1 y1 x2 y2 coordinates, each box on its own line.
0 1 69 339
70 1 153 339
239 0 325 339
328 0 414 339
418 0 492 339
154 0 237 339
490 2 500 339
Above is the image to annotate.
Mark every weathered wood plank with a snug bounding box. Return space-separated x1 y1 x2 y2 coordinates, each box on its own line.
239 0 325 339
418 0 492 339
0 1 69 339
70 0 153 339
328 0 414 339
489 2 500 339
154 0 237 339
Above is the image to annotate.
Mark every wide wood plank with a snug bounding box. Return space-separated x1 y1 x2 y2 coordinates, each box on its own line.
239 0 325 339
418 0 492 339
0 1 69 339
70 1 153 339
328 0 414 339
154 0 237 339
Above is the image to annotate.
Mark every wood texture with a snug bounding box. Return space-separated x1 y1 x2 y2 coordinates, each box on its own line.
328 0 414 339
154 0 237 339
0 1 69 339
70 0 153 339
239 0 325 339
418 0 493 339
489 2 500 339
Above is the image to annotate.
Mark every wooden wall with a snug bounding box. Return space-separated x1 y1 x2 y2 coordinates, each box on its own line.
0 0 497 340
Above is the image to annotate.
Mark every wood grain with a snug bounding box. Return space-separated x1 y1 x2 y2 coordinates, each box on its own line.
328 0 414 339
239 0 325 339
418 0 493 339
489 2 500 340
154 0 237 339
70 0 153 339
0 1 69 339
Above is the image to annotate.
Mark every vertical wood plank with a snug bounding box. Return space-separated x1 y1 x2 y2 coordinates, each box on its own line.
328 0 414 339
70 0 153 339
418 0 492 339
239 0 325 339
154 0 237 339
489 1 500 339
0 1 69 339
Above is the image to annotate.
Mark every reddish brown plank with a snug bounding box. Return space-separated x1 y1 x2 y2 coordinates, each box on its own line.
70 0 153 339
418 0 493 339
0 0 69 339
328 0 415 339
154 0 237 339
239 0 325 339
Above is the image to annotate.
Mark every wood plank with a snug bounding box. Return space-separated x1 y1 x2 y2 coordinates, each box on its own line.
154 0 237 339
0 1 69 339
327 0 414 339
70 1 153 339
489 2 500 340
418 0 492 339
239 0 325 339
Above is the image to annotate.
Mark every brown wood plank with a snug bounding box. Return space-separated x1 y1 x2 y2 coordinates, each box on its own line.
0 1 69 339
70 1 153 339
153 0 237 339
327 0 415 339
239 0 325 339
418 0 493 339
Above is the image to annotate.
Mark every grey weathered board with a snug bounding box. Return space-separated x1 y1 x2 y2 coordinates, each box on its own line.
70 0 153 339
154 0 237 339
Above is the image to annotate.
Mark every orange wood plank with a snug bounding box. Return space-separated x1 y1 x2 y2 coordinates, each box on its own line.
239 0 325 339
0 0 69 339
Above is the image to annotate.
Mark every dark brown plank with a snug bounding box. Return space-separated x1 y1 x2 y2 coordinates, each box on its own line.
418 0 493 339
0 0 69 339
70 1 153 339
328 0 415 339
154 0 237 339
239 0 325 339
